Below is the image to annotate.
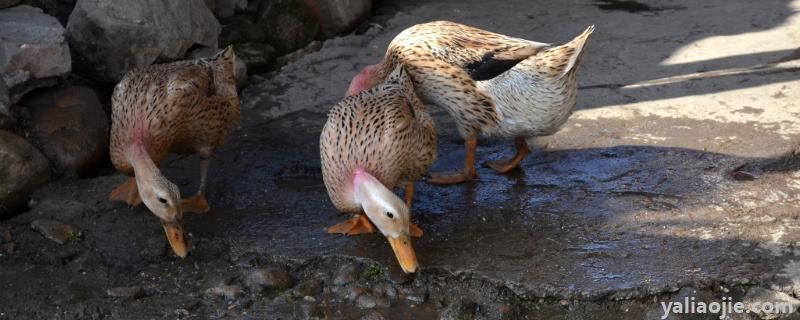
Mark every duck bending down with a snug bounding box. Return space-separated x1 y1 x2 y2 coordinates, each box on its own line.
108 47 241 257
321 64 436 273
347 21 594 184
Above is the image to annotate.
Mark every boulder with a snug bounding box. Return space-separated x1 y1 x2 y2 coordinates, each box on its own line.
0 5 71 89
186 46 249 87
0 130 50 211
21 86 109 177
233 42 277 75
218 15 265 47
0 0 21 9
21 0 76 25
204 0 246 19
66 0 221 82
0 81 12 128
254 0 319 54
309 0 371 39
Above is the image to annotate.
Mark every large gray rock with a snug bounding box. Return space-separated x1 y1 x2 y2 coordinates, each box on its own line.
67 0 221 82
311 0 372 39
0 81 11 128
0 0 21 9
0 5 71 89
203 0 246 19
21 0 77 25
254 0 319 54
21 86 109 177
0 130 50 211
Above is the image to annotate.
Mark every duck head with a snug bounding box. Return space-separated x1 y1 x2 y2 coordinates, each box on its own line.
352 169 418 273
129 144 187 258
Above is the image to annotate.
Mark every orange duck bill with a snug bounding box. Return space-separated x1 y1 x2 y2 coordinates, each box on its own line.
387 234 418 273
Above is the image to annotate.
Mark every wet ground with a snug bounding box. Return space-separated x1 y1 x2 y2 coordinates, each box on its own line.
2 0 800 319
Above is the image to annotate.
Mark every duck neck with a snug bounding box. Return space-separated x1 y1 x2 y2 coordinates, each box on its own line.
351 170 390 209
128 142 163 190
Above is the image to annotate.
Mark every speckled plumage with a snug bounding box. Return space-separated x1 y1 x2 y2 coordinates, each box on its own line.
110 48 240 179
321 65 436 213
110 49 239 176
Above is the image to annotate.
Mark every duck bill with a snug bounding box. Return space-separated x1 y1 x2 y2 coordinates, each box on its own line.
161 221 189 258
387 234 418 273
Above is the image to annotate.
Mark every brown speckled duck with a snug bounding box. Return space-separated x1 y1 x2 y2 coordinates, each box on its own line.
321 64 436 273
108 46 241 257
347 21 594 184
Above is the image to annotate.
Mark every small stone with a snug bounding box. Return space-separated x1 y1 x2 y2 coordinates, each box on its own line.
440 299 478 320
732 170 756 181
360 311 386 320
31 219 77 244
742 287 800 319
205 285 244 300
297 279 323 297
293 301 324 319
106 286 145 300
356 294 389 309
333 263 360 286
243 267 294 294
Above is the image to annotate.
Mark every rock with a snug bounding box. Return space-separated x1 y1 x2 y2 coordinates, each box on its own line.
293 301 325 319
296 279 323 297
106 286 145 300
254 0 319 54
0 0 21 9
275 41 322 67
218 15 265 47
0 81 12 128
742 287 800 319
31 219 77 244
243 268 294 294
0 5 71 89
204 0 246 19
356 293 389 309
360 311 386 320
732 170 756 181
66 0 221 82
21 86 109 177
234 42 277 74
205 285 244 300
333 263 360 286
309 0 372 39
0 130 50 211
21 0 76 25
187 46 248 87
440 299 478 320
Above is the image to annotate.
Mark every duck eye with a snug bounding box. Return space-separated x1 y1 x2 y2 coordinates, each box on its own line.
158 197 168 205
386 212 394 219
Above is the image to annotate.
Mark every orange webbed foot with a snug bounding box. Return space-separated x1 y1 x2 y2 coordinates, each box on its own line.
427 170 478 185
327 215 375 236
109 178 142 207
484 158 521 173
181 194 211 214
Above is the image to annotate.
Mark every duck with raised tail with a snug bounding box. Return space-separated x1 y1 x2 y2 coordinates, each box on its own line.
347 21 594 184
321 64 436 273
108 47 241 257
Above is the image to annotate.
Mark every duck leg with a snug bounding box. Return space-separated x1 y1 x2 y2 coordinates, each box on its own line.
484 137 530 173
109 177 142 207
181 157 211 214
428 136 478 185
403 182 424 238
327 214 374 235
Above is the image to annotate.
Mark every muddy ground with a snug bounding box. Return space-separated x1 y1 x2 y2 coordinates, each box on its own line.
2 0 800 319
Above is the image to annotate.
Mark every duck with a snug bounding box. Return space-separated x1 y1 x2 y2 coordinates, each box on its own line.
321 64 436 273
346 21 594 184
108 46 241 257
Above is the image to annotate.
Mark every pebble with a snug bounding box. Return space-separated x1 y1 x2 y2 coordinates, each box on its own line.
333 263 360 286
30 219 77 244
732 170 756 181
106 286 145 300
356 294 390 309
297 279 323 297
440 299 478 320
205 285 244 300
243 267 294 294
293 301 324 319
360 311 387 320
